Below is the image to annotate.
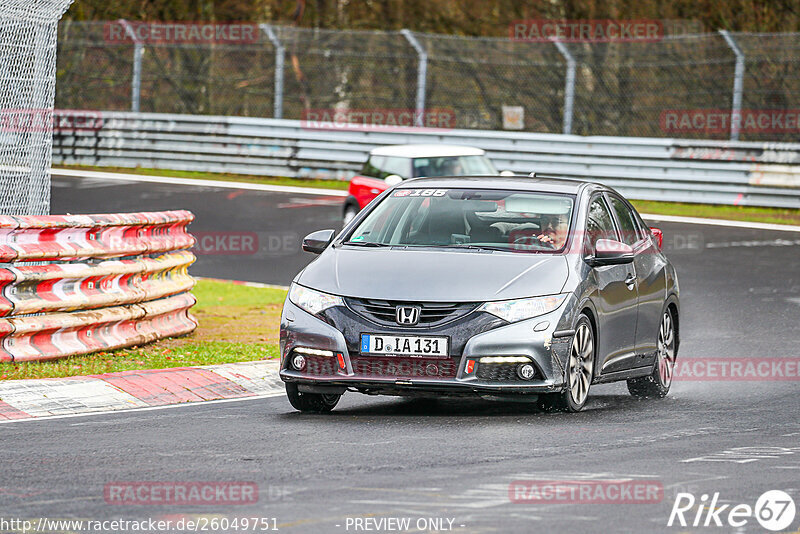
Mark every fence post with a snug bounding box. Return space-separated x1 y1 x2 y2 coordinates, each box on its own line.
27 24 53 214
400 29 428 127
551 38 576 135
719 30 745 141
260 24 284 119
118 19 142 113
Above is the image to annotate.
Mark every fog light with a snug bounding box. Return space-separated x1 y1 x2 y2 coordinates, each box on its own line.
517 363 535 380
292 354 307 371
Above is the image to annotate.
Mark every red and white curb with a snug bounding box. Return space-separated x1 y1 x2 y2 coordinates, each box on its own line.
0 360 283 423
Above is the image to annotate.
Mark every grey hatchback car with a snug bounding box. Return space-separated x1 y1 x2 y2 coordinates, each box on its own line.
280 176 679 413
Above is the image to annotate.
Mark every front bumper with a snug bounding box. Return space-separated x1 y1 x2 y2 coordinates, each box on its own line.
279 298 574 398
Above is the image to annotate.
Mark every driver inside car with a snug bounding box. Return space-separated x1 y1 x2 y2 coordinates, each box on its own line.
443 158 463 176
537 214 569 249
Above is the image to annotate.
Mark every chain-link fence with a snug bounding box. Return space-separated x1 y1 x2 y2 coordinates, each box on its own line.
55 22 800 142
1 0 73 215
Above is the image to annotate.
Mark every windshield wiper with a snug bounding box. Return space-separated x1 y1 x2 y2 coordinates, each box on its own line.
342 242 510 252
415 244 504 252
449 244 508 252
341 241 391 247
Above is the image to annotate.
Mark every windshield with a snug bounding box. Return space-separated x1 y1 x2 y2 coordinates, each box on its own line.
412 155 497 177
345 188 575 253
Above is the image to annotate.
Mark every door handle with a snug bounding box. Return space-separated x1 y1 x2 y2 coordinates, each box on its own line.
624 273 636 289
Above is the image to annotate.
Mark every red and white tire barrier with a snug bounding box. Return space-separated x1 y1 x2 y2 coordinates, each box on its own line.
0 293 197 362
0 250 195 316
0 211 197 362
0 360 282 421
0 211 194 262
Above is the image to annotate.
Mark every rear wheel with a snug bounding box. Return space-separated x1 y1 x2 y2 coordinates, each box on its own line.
285 383 341 413
539 315 594 413
628 308 676 398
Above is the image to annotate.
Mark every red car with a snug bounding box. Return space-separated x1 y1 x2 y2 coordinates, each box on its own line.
342 144 506 224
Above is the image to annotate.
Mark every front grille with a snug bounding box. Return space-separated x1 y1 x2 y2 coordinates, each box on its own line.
345 298 478 328
351 356 457 379
476 362 538 381
304 355 337 376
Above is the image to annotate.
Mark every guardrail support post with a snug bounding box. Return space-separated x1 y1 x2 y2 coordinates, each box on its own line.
401 29 428 127
552 39 576 135
719 30 745 141
118 19 142 113
260 24 284 119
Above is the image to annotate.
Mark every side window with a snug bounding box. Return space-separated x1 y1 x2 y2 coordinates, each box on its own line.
362 156 409 179
586 196 618 254
630 207 651 242
608 196 641 246
381 157 410 178
362 156 386 179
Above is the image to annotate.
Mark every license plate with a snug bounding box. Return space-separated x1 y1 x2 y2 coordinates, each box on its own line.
360 334 449 358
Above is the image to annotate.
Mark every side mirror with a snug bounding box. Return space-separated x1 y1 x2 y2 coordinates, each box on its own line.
302 229 336 254
590 239 634 266
499 170 515 177
384 174 403 186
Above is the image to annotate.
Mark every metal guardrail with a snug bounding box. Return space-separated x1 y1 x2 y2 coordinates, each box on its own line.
0 210 197 362
52 112 800 208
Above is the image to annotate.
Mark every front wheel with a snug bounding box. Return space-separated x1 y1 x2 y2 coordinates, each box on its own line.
286 383 341 413
627 308 677 398
539 315 594 413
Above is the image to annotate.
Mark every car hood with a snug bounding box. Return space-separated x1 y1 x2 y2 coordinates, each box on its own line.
296 247 569 302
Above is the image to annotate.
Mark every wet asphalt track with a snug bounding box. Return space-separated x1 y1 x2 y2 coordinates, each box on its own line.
1 174 799 533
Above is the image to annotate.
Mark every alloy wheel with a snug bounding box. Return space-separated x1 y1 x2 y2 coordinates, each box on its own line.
657 311 676 387
569 322 594 406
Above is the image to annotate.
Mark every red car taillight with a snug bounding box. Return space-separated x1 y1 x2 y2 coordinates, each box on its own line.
650 227 663 250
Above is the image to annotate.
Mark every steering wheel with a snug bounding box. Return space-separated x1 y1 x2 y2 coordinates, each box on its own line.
512 234 556 250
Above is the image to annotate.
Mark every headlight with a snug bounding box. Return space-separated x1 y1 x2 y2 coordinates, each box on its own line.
288 284 344 316
479 294 567 323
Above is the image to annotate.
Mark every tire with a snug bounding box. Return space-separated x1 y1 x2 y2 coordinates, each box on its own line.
342 204 359 226
538 314 595 413
627 307 677 399
285 383 341 413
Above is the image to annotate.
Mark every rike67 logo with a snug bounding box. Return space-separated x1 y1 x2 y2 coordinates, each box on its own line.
668 490 796 531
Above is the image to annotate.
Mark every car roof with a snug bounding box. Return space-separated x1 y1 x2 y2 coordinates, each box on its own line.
396 175 593 195
369 144 486 158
